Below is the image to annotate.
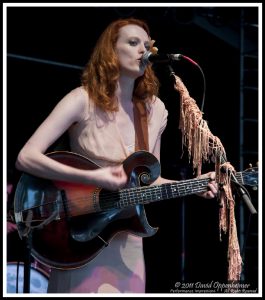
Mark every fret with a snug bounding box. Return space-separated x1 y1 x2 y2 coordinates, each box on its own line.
170 183 179 198
156 187 162 201
164 184 169 199
136 187 149 204
141 188 152 204
119 190 127 208
103 167 258 211
146 188 152 203
170 179 208 198
142 189 148 203
181 181 193 196
118 177 210 209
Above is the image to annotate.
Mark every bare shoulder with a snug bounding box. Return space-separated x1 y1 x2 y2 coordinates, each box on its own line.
58 86 89 118
64 86 88 105
149 95 166 111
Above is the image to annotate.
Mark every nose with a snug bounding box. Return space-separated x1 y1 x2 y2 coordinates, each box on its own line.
138 42 146 54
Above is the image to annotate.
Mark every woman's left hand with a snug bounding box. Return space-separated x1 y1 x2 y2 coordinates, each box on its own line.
196 171 218 199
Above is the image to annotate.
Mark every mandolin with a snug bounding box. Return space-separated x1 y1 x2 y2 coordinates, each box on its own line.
14 150 258 270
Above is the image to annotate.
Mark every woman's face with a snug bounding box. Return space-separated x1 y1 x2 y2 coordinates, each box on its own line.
115 24 151 79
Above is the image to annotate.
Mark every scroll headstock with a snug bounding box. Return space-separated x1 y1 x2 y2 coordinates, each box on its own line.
235 166 258 189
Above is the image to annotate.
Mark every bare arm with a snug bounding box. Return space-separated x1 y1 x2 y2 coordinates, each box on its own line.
16 88 127 190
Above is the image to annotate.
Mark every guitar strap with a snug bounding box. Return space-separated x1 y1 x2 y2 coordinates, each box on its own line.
133 98 149 151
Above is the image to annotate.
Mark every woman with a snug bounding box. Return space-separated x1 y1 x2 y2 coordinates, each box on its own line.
16 18 218 293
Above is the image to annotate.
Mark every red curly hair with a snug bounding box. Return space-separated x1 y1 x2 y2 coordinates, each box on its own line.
81 18 159 112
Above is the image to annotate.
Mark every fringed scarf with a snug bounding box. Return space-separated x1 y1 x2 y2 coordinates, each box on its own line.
173 74 242 282
218 162 243 282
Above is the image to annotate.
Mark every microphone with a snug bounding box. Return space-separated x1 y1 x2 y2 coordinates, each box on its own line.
141 51 182 64
142 51 199 67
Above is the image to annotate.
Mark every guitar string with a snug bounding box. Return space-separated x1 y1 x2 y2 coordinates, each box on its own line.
65 170 252 206
22 172 248 211
57 170 247 205
110 171 256 209
106 182 209 209
22 178 210 217
20 171 253 218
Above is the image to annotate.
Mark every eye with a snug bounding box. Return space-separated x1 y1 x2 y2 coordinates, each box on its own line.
129 39 138 46
144 43 151 51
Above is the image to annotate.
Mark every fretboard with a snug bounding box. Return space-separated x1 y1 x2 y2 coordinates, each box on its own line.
99 171 247 210
118 177 210 208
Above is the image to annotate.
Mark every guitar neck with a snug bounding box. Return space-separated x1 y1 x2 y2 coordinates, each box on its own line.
116 177 210 209
100 171 246 210
124 179 208 205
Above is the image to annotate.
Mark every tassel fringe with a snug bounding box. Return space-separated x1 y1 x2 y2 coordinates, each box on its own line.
173 75 242 283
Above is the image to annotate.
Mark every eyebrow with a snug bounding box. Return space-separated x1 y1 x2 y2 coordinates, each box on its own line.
128 36 150 44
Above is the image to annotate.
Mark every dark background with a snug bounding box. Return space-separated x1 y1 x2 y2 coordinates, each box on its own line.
6 5 259 293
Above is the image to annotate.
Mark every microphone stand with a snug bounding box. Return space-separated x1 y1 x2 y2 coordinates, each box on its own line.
220 155 257 215
232 175 257 214
22 230 32 293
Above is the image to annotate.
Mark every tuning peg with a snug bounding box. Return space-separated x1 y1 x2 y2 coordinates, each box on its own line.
249 163 253 168
256 161 259 167
252 186 258 191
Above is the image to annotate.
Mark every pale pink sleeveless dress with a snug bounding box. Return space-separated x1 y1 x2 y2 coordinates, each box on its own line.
47 87 168 293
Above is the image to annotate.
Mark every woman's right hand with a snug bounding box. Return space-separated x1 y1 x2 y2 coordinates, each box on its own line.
88 165 128 191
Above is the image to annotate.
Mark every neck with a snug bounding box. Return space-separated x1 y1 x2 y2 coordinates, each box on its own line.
116 76 135 106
